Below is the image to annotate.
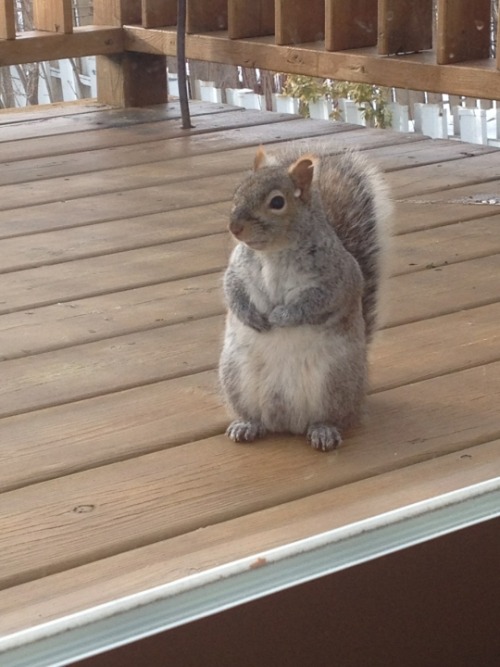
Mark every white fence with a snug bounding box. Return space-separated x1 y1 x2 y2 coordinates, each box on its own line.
185 76 500 147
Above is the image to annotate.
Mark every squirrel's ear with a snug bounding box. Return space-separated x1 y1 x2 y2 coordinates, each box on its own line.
288 156 315 201
254 146 268 171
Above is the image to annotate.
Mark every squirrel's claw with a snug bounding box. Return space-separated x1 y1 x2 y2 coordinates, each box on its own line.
307 423 342 452
226 419 267 443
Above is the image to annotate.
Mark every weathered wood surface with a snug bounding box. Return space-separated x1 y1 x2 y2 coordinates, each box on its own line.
0 100 499 642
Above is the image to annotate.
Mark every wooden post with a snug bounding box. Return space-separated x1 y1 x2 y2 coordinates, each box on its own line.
228 0 275 40
378 0 433 55
437 0 490 65
326 0 378 51
94 0 167 107
276 0 325 45
32 0 73 34
0 0 16 40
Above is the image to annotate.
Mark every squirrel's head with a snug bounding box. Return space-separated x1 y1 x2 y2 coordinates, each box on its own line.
229 147 318 251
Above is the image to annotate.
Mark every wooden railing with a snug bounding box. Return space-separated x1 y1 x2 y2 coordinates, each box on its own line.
1 0 500 107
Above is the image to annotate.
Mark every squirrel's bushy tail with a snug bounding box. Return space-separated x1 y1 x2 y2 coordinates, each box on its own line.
318 151 392 343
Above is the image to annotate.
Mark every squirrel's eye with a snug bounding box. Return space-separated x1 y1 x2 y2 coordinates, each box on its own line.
269 195 286 210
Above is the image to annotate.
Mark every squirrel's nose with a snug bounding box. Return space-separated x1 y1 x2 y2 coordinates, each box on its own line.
229 219 245 237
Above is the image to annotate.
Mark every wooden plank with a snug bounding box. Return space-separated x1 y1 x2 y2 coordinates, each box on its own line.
32 0 73 34
0 101 110 125
378 0 433 55
93 0 141 26
0 361 499 589
0 213 227 275
0 219 498 359
0 113 332 165
0 370 225 491
0 271 224 361
1 436 499 635
124 25 500 100
0 0 15 40
0 311 499 490
0 315 221 420
0 233 231 316
142 0 177 28
2 191 500 279
392 200 500 234
390 216 500 274
387 152 500 199
0 126 388 189
0 26 122 67
0 133 418 211
186 0 228 33
437 0 490 65
325 0 378 51
0 102 249 145
275 0 325 45
366 139 495 176
385 256 500 328
373 303 500 391
2 138 498 225
228 0 275 40
1 292 499 420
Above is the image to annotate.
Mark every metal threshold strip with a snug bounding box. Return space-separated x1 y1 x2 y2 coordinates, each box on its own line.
1 477 499 667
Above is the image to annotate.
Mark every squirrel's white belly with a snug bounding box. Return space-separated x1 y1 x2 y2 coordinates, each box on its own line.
229 319 347 433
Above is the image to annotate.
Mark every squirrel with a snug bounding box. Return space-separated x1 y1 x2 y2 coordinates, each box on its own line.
219 145 392 452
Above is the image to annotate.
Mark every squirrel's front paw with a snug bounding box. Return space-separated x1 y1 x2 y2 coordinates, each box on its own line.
307 423 342 452
248 312 271 333
268 305 293 327
226 419 267 443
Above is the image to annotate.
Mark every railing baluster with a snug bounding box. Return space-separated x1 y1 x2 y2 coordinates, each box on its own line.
436 0 490 65
142 0 177 29
0 0 15 40
325 0 378 51
378 0 433 55
276 0 324 45
32 0 73 34
93 0 141 26
228 0 275 40
186 0 228 33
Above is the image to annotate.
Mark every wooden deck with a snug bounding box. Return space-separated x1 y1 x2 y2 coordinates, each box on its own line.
0 100 499 657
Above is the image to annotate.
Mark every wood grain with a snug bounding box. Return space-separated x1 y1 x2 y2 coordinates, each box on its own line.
378 0 433 55
1 437 499 635
124 26 500 100
142 0 177 28
276 0 325 45
0 362 499 589
326 0 378 51
0 0 15 40
0 102 499 647
0 27 122 67
228 0 275 39
186 0 227 33
437 0 491 65
93 0 141 26
32 0 73 34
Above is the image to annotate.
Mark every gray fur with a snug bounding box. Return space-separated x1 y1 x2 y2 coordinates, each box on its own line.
219 146 391 451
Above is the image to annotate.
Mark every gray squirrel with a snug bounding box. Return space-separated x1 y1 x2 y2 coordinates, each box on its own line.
219 145 391 451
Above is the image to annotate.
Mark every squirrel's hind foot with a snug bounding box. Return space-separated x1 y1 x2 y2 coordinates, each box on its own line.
307 423 342 452
226 419 267 443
